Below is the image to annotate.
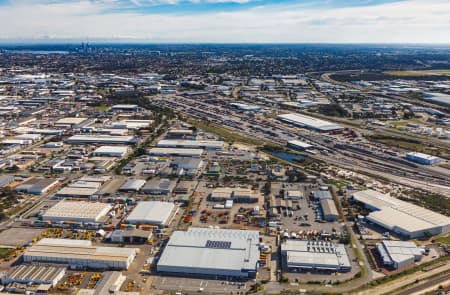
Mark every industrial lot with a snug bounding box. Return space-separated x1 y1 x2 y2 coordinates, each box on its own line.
0 46 449 295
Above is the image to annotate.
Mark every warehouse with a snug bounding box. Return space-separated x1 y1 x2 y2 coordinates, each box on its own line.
55 117 88 127
171 157 204 170
55 187 98 199
119 179 146 192
141 178 177 195
77 271 126 295
2 265 66 288
148 147 204 157
320 199 339 221
281 240 351 272
405 152 441 165
15 178 60 195
108 229 153 244
156 139 224 150
41 200 111 223
376 240 425 269
157 227 260 278
111 104 141 112
287 140 313 151
277 113 343 132
23 238 136 270
92 146 130 158
352 190 450 238
111 119 153 129
126 201 176 226
166 129 195 139
66 135 136 145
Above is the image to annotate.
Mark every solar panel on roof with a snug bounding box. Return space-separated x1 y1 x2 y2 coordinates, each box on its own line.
205 240 232 249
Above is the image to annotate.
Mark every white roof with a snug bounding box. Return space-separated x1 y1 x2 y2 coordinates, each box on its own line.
277 113 342 131
353 190 450 234
55 117 88 125
42 200 111 221
406 152 439 161
288 140 313 149
157 228 259 273
126 201 174 225
148 147 204 156
93 145 129 155
156 139 224 148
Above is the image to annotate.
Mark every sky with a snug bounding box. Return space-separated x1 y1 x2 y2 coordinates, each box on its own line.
1 0 450 43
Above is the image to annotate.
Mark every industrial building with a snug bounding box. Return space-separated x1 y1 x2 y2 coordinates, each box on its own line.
210 188 259 203
111 104 141 112
126 201 176 226
41 200 111 223
352 190 450 238
107 229 153 244
23 238 137 270
119 179 146 192
1 265 66 287
141 178 177 195
287 140 313 151
277 113 343 132
320 199 339 221
405 152 441 165
148 147 204 157
55 186 99 199
376 240 425 269
281 240 351 272
157 227 260 278
156 139 224 150
92 146 130 158
15 177 60 195
111 119 153 129
66 135 136 145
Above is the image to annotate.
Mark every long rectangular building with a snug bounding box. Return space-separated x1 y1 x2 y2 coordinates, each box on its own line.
66 135 136 145
41 200 111 223
156 139 224 150
277 113 343 132
352 189 450 238
157 227 260 278
147 147 204 157
281 240 351 272
23 238 136 270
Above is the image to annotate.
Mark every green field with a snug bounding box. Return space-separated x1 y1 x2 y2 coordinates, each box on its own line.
0 247 12 259
92 104 110 111
385 70 450 77
435 235 450 247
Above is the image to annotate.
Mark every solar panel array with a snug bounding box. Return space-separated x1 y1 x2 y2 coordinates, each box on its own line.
205 240 232 249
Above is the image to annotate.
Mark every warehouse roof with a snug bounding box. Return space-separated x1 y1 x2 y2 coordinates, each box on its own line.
56 187 98 197
157 228 259 273
92 146 129 156
42 200 111 221
25 238 136 263
5 264 66 284
288 140 313 149
156 139 224 148
353 190 450 231
148 147 204 157
126 201 175 225
320 199 339 217
66 135 136 144
377 240 424 266
277 113 342 131
119 179 146 191
55 117 88 125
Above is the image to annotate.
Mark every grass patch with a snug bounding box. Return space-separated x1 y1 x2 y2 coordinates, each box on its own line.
0 247 13 259
92 104 110 112
186 119 265 146
434 235 450 247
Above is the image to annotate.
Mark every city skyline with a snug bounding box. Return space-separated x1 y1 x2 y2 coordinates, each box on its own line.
1 0 450 43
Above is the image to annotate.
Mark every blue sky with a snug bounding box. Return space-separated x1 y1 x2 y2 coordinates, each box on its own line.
0 0 449 43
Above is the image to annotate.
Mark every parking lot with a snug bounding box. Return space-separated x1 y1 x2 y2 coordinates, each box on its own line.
152 276 250 294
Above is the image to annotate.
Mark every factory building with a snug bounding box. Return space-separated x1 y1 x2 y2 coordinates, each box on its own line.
126 201 176 226
15 178 60 195
166 129 196 139
119 179 146 192
376 240 425 269
141 178 177 195
1 265 66 287
66 135 136 145
23 238 137 270
277 113 343 132
41 200 111 223
148 147 204 158
156 139 224 150
281 240 351 272
111 104 141 112
405 152 441 165
352 190 450 238
287 140 314 151
107 229 153 244
55 187 98 199
320 199 339 221
209 188 259 203
91 146 130 158
157 227 260 278
77 271 126 295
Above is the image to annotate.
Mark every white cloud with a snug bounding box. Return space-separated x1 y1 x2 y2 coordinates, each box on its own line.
0 0 449 43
